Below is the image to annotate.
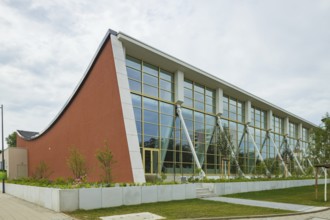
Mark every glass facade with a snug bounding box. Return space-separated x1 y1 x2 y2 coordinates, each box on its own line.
125 55 313 178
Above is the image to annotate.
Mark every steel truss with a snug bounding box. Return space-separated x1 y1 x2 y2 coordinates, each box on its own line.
217 116 246 177
298 140 315 174
267 131 291 177
283 136 306 175
245 124 271 176
176 105 205 177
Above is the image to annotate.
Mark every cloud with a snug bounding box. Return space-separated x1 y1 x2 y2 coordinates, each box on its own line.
0 0 329 147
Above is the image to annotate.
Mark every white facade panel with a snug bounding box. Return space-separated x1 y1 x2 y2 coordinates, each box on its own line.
111 35 146 183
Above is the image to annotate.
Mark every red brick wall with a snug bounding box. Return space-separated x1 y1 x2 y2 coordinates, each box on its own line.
17 38 134 183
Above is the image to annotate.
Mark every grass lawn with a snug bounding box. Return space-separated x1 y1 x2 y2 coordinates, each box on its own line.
226 184 330 207
67 199 291 220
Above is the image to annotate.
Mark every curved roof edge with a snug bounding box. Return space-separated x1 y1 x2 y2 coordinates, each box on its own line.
19 29 118 141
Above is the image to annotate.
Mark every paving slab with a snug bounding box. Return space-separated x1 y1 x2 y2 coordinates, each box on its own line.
203 197 328 212
100 212 165 220
0 193 74 220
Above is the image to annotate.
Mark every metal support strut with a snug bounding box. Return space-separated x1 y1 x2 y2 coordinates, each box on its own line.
217 116 246 177
246 125 271 176
176 105 205 178
268 132 291 177
284 136 305 175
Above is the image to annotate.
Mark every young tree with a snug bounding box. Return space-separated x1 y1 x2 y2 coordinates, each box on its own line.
6 132 17 147
311 113 330 164
67 147 87 179
96 141 115 184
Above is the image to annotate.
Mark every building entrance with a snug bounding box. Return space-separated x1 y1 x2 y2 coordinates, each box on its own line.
144 149 159 174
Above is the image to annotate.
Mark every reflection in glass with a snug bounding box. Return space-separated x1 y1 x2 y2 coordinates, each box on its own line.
144 110 158 124
143 84 158 97
131 94 141 107
160 90 172 102
133 107 141 121
143 63 158 76
126 56 141 70
127 67 141 81
144 123 158 136
143 74 158 86
143 97 158 111
129 79 141 92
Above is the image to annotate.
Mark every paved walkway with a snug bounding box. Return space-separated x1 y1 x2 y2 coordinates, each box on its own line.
202 197 330 220
0 193 74 220
203 197 327 212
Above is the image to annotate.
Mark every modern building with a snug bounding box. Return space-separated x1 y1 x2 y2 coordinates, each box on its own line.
16 29 316 183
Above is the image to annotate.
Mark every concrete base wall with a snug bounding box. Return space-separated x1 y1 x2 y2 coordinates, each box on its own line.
2 179 327 212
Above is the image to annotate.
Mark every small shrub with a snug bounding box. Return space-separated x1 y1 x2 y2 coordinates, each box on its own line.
32 161 53 180
96 141 115 184
67 147 87 179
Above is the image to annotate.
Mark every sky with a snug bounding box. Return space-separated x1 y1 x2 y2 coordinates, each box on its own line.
0 0 329 148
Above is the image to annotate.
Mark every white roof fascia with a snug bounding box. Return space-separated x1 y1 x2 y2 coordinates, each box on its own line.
117 32 317 128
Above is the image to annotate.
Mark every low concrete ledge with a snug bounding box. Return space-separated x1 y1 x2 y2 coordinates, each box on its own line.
3 179 326 212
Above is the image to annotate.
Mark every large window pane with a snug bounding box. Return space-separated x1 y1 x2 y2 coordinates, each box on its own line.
184 88 193 98
205 115 216 125
143 73 158 86
126 56 141 70
143 97 158 111
194 84 204 93
182 108 193 120
136 121 142 134
127 67 141 81
160 69 172 81
205 105 214 113
160 102 174 115
133 107 141 121
143 84 158 97
160 90 173 102
161 114 175 125
143 63 158 76
194 101 204 111
184 98 193 108
144 110 158 124
129 79 141 92
160 79 172 91
194 112 204 123
184 120 194 131
194 92 204 102
206 88 214 97
144 123 158 136
144 135 159 148
131 94 141 107
161 126 174 138
205 96 213 105
184 80 193 89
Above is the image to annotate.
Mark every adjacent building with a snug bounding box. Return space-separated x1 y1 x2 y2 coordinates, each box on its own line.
16 29 316 183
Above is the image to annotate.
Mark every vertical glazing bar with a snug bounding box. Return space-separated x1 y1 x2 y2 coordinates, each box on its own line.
176 105 205 177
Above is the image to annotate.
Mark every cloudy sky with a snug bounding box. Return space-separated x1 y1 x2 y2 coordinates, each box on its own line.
0 0 329 147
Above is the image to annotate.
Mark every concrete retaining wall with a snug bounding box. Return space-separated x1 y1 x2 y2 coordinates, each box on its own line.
1 179 326 212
